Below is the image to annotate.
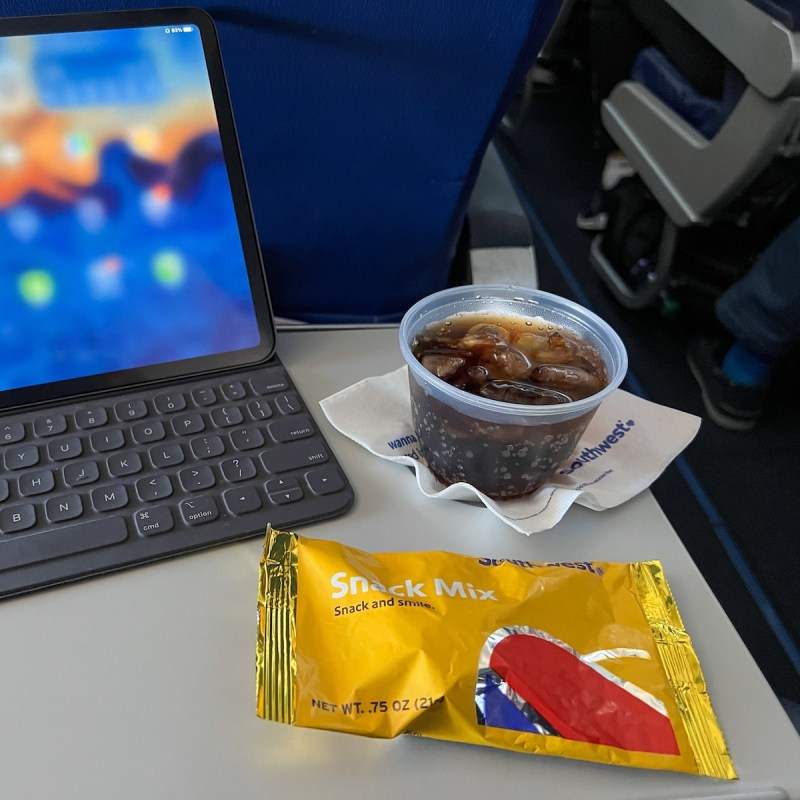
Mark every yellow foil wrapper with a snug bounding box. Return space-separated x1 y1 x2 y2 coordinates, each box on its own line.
256 527 736 779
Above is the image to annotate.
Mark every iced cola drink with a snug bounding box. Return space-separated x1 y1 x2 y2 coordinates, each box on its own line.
409 312 611 499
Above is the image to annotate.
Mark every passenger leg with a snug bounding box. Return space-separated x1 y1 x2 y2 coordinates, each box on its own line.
688 216 800 430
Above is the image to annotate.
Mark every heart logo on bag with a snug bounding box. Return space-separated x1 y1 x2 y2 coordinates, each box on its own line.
475 626 680 755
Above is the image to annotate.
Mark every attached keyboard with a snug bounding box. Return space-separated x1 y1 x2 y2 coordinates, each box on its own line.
0 358 354 598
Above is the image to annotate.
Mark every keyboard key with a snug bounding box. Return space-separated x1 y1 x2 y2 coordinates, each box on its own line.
221 456 257 482
18 469 55 497
0 517 127 570
45 494 84 523
107 452 143 477
250 371 289 395
0 479 8 502
91 485 129 512
267 484 304 505
230 427 265 451
136 475 173 502
131 421 166 444
190 435 225 459
5 444 39 471
211 406 244 427
220 380 246 401
305 467 345 496
260 441 329 473
0 423 25 444
115 399 148 421
63 461 100 487
47 436 83 462
149 442 185 468
134 506 174 536
33 414 67 437
267 414 315 444
74 408 108 429
90 428 125 452
247 399 272 421
275 392 302 415
180 496 219 525
179 466 216 492
0 503 36 534
223 486 262 515
153 392 187 414
192 387 217 407
265 477 299 495
172 413 205 435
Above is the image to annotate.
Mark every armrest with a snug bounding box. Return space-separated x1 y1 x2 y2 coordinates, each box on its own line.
602 81 800 225
666 0 800 99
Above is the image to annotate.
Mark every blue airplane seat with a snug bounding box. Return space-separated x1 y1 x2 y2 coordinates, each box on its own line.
0 0 557 323
629 47 746 141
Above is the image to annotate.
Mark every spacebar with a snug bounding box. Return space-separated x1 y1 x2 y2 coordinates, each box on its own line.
0 517 128 572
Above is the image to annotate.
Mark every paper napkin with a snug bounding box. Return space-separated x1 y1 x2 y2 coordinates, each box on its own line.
320 367 700 534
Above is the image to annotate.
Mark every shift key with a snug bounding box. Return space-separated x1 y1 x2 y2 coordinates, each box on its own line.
0 517 127 571
260 440 329 473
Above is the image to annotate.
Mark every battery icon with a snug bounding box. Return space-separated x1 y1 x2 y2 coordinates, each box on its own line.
182 25 192 32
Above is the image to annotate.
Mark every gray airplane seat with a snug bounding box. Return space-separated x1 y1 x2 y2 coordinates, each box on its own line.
591 0 800 316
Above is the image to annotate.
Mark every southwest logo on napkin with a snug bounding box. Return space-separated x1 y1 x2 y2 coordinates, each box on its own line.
320 367 700 535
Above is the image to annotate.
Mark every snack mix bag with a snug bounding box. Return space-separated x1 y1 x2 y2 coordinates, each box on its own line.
256 527 735 779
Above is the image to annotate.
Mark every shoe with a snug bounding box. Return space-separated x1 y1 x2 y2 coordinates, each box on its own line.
576 189 609 232
601 152 635 190
687 338 767 431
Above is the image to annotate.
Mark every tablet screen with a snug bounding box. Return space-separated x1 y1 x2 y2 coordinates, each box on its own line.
0 10 274 408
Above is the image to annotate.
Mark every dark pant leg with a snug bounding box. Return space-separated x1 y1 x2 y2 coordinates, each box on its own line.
716 216 800 361
588 0 727 154
621 0 727 98
589 0 651 104
590 0 726 100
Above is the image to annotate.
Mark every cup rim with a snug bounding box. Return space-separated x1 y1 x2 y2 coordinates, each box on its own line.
399 284 628 419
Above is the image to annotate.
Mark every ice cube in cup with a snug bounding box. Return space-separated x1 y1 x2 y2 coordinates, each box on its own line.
398 285 628 499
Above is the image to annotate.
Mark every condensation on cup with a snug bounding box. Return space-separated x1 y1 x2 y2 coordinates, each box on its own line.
399 286 628 499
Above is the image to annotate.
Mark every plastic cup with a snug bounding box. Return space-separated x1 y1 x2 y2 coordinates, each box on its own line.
398 284 628 499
